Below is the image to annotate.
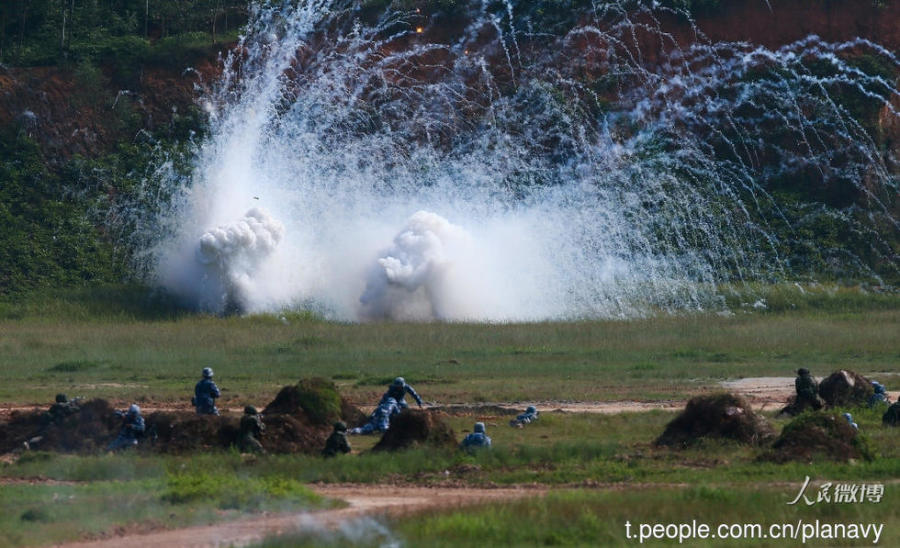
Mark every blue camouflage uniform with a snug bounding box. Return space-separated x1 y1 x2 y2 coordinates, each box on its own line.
107 405 145 451
461 422 492 451
350 397 400 434
510 406 539 427
383 377 422 410
869 382 888 407
194 377 221 415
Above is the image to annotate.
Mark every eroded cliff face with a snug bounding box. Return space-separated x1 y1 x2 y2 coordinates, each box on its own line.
0 0 897 160
0 58 220 161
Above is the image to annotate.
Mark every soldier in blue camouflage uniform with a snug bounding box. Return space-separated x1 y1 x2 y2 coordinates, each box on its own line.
193 367 221 415
382 377 423 410
869 381 888 407
461 422 491 451
843 412 858 430
107 404 145 451
350 397 400 434
509 405 539 427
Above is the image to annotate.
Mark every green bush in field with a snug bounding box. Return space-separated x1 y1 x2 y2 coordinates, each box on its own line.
162 471 319 510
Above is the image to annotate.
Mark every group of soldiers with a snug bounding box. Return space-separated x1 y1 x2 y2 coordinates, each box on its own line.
791 368 900 427
29 369 544 455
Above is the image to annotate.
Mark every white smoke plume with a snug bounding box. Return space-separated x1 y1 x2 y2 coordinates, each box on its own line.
188 208 285 313
360 211 475 320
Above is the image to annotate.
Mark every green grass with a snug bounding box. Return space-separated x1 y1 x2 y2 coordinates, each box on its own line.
256 486 898 547
2 406 897 545
0 456 329 547
0 286 897 545
0 285 897 404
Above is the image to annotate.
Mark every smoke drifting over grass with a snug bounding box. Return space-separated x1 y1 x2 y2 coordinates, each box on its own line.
138 0 897 320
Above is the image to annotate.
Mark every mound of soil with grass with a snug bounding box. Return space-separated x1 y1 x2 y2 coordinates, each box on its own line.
655 393 774 448
762 412 872 463
372 409 457 452
0 399 120 453
818 370 874 408
264 377 363 427
0 379 366 455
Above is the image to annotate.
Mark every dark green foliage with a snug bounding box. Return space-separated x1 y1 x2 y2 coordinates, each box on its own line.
0 131 123 294
0 1 250 67
19 508 51 523
47 360 102 372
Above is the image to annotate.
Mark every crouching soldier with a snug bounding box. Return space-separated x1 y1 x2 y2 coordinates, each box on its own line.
45 394 80 425
322 421 351 457
24 394 82 450
107 404 145 451
869 381 888 407
781 368 823 416
510 405 539 428
239 406 265 453
193 367 221 415
383 377 422 410
461 422 491 452
350 397 399 435
883 398 900 427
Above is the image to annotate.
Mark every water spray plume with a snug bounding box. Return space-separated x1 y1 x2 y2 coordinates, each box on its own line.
133 0 897 320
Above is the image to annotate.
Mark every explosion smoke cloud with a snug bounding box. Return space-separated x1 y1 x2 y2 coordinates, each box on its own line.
134 0 897 321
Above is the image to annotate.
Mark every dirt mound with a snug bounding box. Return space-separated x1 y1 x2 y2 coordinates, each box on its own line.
260 415 328 454
264 377 360 426
0 399 120 453
372 409 457 452
655 393 774 448
818 370 874 408
1 380 366 455
763 412 872 463
145 412 240 453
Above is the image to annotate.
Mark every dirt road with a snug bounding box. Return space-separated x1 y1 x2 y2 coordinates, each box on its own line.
56 485 545 548
5 375 896 421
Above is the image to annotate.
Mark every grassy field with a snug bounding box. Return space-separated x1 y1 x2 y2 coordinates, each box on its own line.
258 487 899 547
0 285 897 546
0 285 897 405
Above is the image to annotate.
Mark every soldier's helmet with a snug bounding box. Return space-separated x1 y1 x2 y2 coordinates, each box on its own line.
55 394 68 403
244 405 258 415
526 405 537 414
129 404 140 415
797 368 810 376
873 381 885 394
202 367 214 379
392 377 405 387
334 421 347 432
842 412 853 422
474 422 485 433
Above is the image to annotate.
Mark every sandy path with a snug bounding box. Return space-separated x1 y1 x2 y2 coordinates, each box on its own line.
56 485 544 548
4 375 896 420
